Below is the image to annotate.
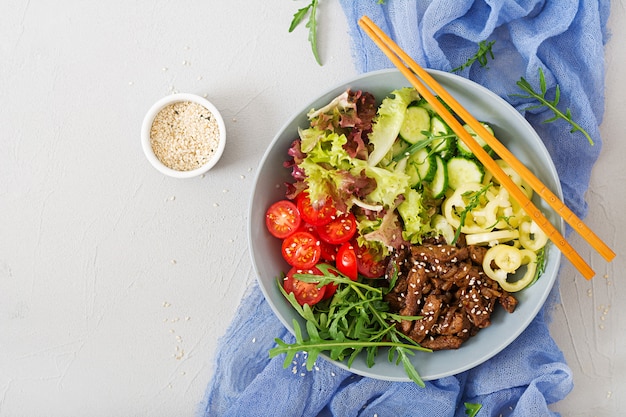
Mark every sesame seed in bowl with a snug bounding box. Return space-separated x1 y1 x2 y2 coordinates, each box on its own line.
141 93 226 178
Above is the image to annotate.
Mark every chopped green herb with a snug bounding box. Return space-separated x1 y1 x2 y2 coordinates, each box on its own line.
451 40 495 73
513 67 594 145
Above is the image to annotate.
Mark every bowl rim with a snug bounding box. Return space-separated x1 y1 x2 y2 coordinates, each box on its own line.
248 67 563 382
141 93 226 178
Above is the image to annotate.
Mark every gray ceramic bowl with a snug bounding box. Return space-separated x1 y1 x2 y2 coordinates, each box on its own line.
248 68 562 381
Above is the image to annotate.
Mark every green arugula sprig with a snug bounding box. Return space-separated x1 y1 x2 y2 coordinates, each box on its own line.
513 68 594 145
391 132 458 164
528 246 546 287
464 402 483 417
289 0 388 65
269 263 430 386
451 40 496 73
289 0 321 65
451 183 493 245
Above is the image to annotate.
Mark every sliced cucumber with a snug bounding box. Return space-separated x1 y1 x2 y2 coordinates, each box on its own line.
406 147 436 187
399 105 430 144
429 154 448 198
390 138 410 159
447 156 485 190
429 115 456 159
456 122 494 157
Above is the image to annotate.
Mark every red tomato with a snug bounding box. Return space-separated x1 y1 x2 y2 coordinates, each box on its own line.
265 200 301 239
281 231 322 269
355 243 387 279
317 212 357 245
336 242 358 281
319 240 339 262
296 192 337 226
297 223 337 262
283 266 326 306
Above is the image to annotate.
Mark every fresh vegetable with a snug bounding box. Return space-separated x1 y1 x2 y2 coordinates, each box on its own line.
296 191 336 226
265 200 301 239
317 212 357 245
482 245 537 292
354 242 386 278
281 231 322 269
367 87 420 166
288 0 321 65
446 156 485 190
456 123 494 157
270 263 430 387
451 39 496 73
335 242 358 280
429 154 448 198
514 67 594 145
399 105 430 144
283 265 327 306
464 402 483 417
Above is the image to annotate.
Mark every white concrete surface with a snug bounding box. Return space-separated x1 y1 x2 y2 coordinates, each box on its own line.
0 1 622 416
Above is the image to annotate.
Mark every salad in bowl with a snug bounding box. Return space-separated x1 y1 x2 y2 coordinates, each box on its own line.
249 69 562 384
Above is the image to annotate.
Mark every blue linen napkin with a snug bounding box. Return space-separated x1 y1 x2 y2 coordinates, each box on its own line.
199 1 610 416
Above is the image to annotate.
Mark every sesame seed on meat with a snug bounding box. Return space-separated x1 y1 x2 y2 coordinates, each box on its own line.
384 236 518 350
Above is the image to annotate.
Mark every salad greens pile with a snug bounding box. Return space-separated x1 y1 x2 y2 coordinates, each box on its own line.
287 88 437 258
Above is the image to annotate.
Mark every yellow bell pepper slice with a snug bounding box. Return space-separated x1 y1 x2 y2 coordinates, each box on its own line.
482 245 537 292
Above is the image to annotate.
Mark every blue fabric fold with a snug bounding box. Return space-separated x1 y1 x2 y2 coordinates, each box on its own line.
199 1 609 416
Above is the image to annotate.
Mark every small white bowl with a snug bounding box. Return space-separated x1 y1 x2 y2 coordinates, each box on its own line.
141 93 226 178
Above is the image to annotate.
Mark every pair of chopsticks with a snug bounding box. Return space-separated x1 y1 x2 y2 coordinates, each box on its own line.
358 16 615 280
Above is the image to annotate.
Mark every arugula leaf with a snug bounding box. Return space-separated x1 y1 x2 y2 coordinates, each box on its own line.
289 0 321 65
512 67 594 145
270 269 431 386
451 183 493 245
464 402 482 417
451 40 495 73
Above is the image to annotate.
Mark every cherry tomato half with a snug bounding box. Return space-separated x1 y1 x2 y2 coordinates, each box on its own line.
355 243 387 279
297 223 337 262
265 200 301 239
283 266 326 306
317 212 357 245
336 242 358 281
281 231 322 269
296 191 337 226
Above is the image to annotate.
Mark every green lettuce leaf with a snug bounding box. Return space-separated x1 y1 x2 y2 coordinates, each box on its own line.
397 188 432 244
367 87 420 167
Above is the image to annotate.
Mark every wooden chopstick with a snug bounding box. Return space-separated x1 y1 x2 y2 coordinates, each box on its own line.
358 16 616 265
358 15 604 280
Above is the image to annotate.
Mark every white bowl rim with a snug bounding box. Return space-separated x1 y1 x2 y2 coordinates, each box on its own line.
141 93 226 178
